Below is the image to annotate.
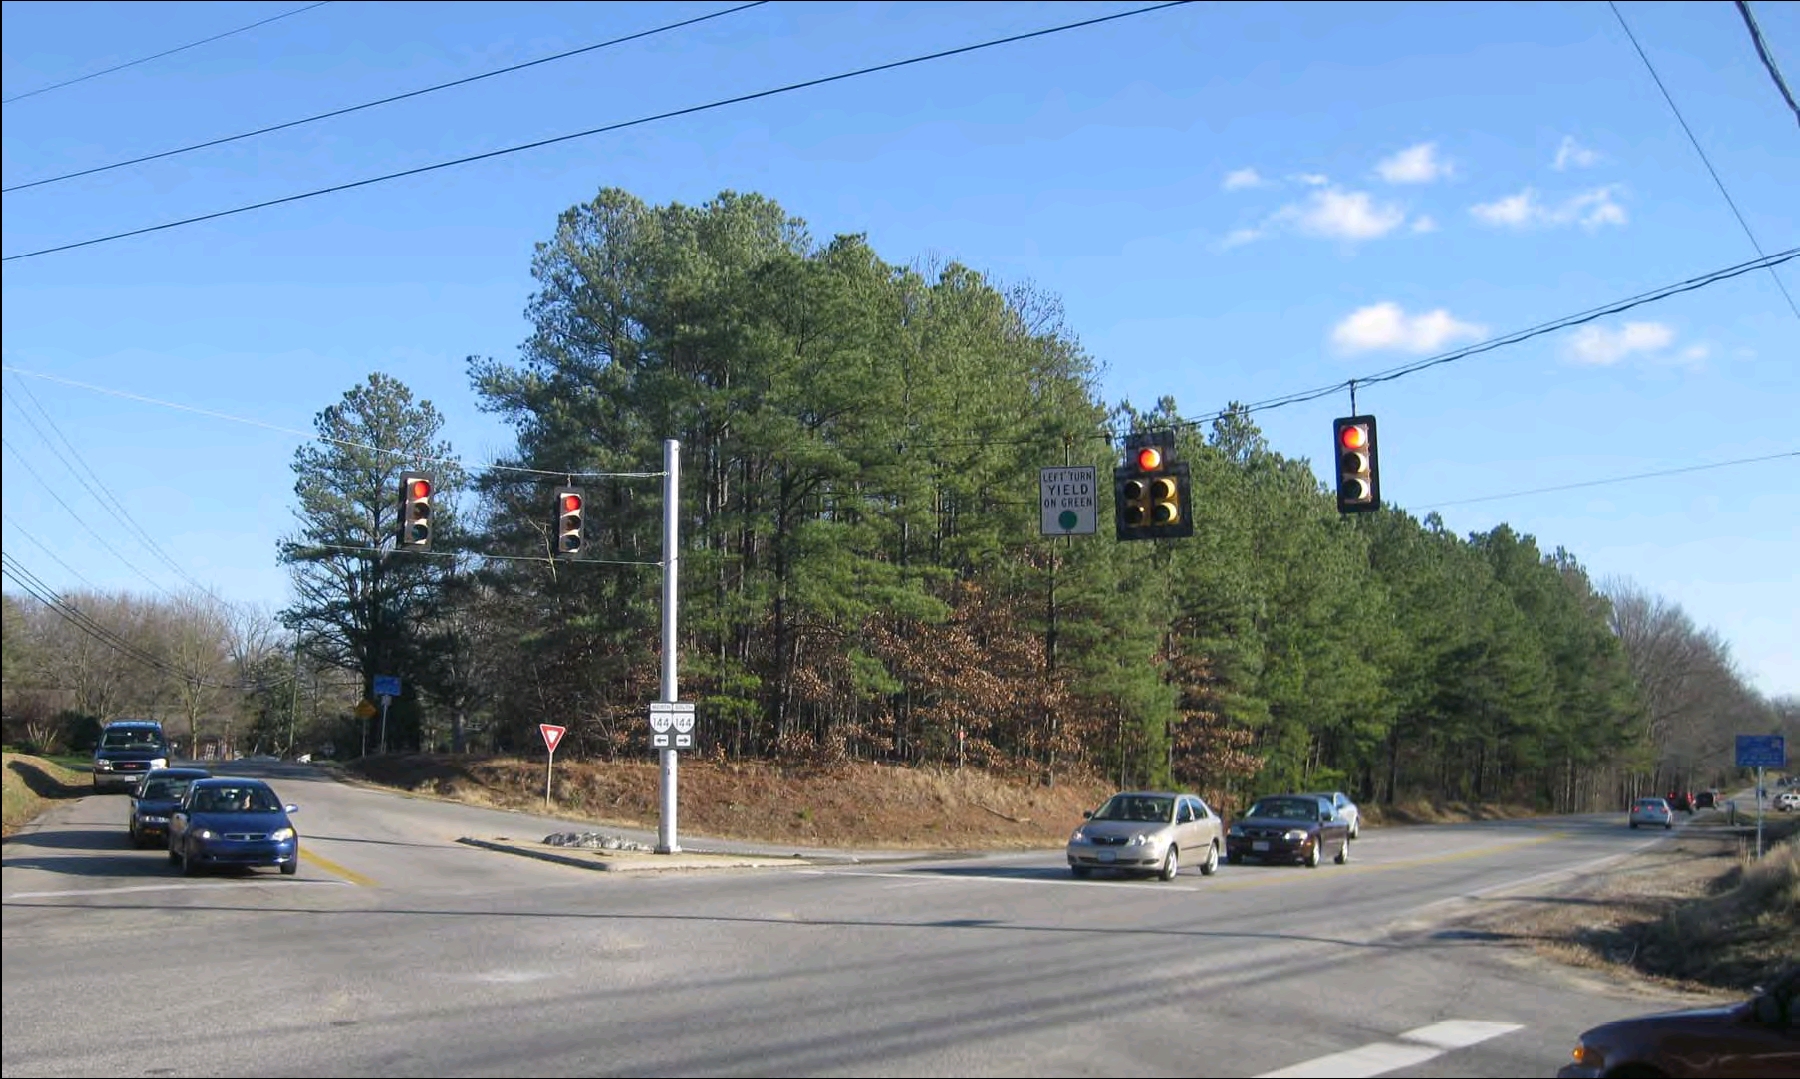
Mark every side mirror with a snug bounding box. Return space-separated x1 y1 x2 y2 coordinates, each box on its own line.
285 804 299 814
1082 810 1093 819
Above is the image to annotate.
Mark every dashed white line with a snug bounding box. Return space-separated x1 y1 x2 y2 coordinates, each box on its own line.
1255 1019 1523 1078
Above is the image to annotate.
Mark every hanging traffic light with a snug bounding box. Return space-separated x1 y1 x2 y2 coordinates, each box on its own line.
1114 432 1192 540
399 472 434 549
1333 415 1380 514
554 486 585 558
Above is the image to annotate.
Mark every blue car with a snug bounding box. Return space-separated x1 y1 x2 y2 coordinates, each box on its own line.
128 767 211 848
167 777 300 876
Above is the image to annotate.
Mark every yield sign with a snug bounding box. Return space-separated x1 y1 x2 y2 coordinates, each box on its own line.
540 724 567 754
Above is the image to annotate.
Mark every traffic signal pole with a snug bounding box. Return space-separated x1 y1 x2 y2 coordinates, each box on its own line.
657 438 682 854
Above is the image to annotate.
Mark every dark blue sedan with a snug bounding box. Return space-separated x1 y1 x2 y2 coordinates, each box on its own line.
167 777 300 876
128 767 211 848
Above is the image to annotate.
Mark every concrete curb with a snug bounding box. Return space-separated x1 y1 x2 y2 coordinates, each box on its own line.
457 836 835 872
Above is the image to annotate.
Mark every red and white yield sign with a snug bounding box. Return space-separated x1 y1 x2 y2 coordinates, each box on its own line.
540 724 567 755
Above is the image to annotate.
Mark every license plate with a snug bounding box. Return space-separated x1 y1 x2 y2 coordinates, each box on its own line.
1098 850 1116 863
1253 841 1270 852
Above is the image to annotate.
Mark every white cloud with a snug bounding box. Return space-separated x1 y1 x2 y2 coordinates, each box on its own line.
1222 167 1265 191
1411 214 1439 233
1553 135 1601 170
1376 142 1453 183
1330 302 1488 355
1219 226 1265 248
1291 172 1331 186
1565 321 1675 365
1279 188 1408 240
1470 185 1627 230
1679 343 1711 365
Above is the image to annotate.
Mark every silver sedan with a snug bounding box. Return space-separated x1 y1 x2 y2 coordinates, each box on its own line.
1066 791 1224 881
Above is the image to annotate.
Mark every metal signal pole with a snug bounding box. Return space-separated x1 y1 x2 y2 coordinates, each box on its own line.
657 438 682 854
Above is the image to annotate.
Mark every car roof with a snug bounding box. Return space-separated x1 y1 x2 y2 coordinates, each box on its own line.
104 720 163 728
1108 790 1198 799
190 776 272 788
143 767 211 778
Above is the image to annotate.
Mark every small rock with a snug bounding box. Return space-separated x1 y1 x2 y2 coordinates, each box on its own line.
543 831 653 852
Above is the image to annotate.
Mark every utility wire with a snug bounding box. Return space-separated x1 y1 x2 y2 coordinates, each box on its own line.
2 513 101 590
0 364 660 479
1609 1 1800 320
1412 450 1799 510
1 1 1195 261
1735 0 1800 128
1 434 182 599
2 382 223 598
4 248 1793 466
2 2 333 106
3 1 773 193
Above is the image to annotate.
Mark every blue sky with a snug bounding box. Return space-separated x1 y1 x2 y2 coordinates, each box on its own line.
3 0 1796 696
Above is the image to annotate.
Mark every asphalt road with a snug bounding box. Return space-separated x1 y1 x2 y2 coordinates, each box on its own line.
2 764 1726 1078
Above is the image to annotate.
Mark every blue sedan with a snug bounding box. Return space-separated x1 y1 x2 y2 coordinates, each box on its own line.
167 777 300 876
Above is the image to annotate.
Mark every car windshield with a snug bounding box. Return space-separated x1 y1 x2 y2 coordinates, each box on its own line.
100 731 161 750
191 786 281 813
1248 798 1325 821
139 778 192 801
1094 795 1175 823
1635 799 1665 809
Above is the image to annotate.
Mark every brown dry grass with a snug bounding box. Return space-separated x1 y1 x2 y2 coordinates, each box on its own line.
2 752 87 839
347 754 1117 850
1450 813 1799 993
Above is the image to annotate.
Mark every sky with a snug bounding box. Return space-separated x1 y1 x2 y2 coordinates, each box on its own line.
2 0 1796 697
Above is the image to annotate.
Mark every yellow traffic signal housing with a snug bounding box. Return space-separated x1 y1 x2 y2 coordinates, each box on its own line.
1114 434 1193 540
1333 415 1380 514
399 472 434 549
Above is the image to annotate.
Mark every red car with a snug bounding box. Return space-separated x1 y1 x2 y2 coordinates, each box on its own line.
1558 966 1797 1077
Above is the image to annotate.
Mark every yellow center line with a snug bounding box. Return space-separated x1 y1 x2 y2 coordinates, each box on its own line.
1202 832 1569 893
300 846 376 887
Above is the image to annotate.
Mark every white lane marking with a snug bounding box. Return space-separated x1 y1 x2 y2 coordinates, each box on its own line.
1255 1019 1523 1078
1402 1019 1524 1049
6 880 348 900
1256 1042 1439 1078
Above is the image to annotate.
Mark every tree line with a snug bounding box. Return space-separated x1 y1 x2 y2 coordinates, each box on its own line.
4 188 1791 810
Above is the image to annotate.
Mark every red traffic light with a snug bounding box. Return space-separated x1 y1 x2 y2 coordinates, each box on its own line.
409 478 432 500
1135 446 1163 471
561 493 582 513
1339 424 1368 451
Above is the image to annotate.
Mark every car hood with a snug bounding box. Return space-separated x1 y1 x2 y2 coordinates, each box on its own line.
1588 1002 1747 1041
1076 819 1173 839
185 811 292 830
1237 816 1320 829
133 798 182 813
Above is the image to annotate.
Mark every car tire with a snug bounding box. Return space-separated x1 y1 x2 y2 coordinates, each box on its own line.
1335 838 1349 865
1630 822 1638 829
280 858 298 877
1160 846 1180 881
1349 820 1359 840
1305 839 1322 868
1070 865 1091 879
167 845 180 865
1664 821 1672 830
1226 851 1242 866
1199 842 1219 876
180 843 198 877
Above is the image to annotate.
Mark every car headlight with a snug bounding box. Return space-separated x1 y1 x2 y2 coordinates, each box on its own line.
1570 1039 1603 1068
196 828 216 841
1283 829 1309 843
1227 824 1244 837
1129 832 1155 846
270 827 295 842
95 759 114 771
150 758 168 770
1069 829 1086 843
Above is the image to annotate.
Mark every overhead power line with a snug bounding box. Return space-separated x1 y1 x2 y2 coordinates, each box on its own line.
2 1 333 106
1735 0 1800 128
1413 450 1800 510
1608 1 1800 320
3 1 773 193
0 0 1196 262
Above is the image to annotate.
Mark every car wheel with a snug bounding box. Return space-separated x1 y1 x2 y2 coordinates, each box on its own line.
1664 821 1672 830
1349 819 1360 840
1199 841 1220 876
1226 851 1242 866
1070 865 1091 879
280 858 298 877
167 844 181 865
180 843 199 877
1335 837 1349 864
1160 846 1180 881
1305 839 1322 868
1630 822 1638 829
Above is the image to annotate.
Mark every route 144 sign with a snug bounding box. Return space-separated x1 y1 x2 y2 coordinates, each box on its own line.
540 724 566 755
